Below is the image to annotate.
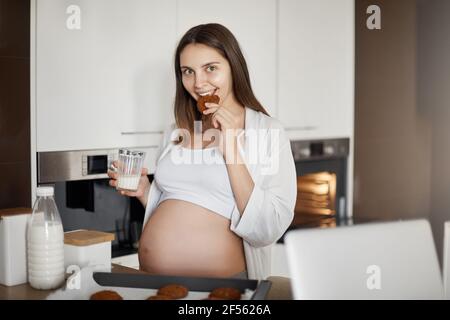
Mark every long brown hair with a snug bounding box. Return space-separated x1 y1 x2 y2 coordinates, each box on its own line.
173 23 270 134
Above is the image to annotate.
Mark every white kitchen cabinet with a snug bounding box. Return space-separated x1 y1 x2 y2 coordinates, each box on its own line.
34 0 353 150
34 0 177 152
176 0 277 117
278 0 354 140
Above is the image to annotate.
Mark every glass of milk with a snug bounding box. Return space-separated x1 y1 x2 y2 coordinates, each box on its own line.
116 149 146 191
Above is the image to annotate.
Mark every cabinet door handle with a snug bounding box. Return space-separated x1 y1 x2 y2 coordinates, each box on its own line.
285 126 318 131
121 131 163 135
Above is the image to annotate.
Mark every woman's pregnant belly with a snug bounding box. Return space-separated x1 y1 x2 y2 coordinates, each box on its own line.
138 199 246 277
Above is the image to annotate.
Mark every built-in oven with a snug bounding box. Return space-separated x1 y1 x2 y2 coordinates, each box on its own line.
290 138 350 228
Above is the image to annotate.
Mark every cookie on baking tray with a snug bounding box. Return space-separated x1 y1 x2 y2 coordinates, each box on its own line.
209 287 241 300
90 290 123 300
157 284 189 299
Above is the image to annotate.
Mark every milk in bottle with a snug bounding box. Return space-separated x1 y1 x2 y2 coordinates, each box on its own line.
27 186 65 290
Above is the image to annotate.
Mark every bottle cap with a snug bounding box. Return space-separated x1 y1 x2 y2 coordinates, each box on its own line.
36 186 54 197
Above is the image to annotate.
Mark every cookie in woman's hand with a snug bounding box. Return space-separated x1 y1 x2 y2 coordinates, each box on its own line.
197 94 220 113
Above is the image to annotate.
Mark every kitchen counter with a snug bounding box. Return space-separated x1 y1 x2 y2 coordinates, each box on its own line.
0 264 139 300
0 264 291 300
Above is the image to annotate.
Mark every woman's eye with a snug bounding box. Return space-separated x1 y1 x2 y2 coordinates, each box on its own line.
206 65 216 72
182 69 193 75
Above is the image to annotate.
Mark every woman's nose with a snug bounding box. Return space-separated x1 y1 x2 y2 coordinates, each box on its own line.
194 71 207 88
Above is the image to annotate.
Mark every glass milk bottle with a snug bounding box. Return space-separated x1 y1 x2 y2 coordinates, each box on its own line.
27 186 65 290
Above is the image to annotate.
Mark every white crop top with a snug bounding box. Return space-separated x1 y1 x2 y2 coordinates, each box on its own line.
153 144 236 220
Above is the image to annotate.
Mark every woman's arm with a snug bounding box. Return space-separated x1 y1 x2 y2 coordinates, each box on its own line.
198 102 297 247
224 136 255 214
137 181 151 208
229 125 297 248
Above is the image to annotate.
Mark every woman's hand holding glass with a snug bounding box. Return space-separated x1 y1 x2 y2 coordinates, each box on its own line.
107 160 151 207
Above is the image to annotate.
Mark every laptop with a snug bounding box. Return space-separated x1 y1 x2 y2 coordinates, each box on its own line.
443 221 450 299
284 219 444 299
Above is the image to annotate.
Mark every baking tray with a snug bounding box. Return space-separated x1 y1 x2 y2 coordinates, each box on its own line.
93 272 272 300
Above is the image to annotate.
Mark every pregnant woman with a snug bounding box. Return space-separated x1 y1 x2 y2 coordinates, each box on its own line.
108 23 297 280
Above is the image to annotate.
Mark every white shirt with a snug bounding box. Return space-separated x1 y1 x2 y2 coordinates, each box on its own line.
143 107 297 280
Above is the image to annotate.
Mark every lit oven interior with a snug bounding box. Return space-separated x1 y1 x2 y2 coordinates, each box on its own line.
289 138 349 229
295 172 337 216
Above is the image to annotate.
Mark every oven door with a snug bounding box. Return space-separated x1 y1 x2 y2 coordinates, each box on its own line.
291 138 349 227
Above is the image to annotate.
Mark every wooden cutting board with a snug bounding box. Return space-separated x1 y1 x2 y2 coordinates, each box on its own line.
64 230 115 246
